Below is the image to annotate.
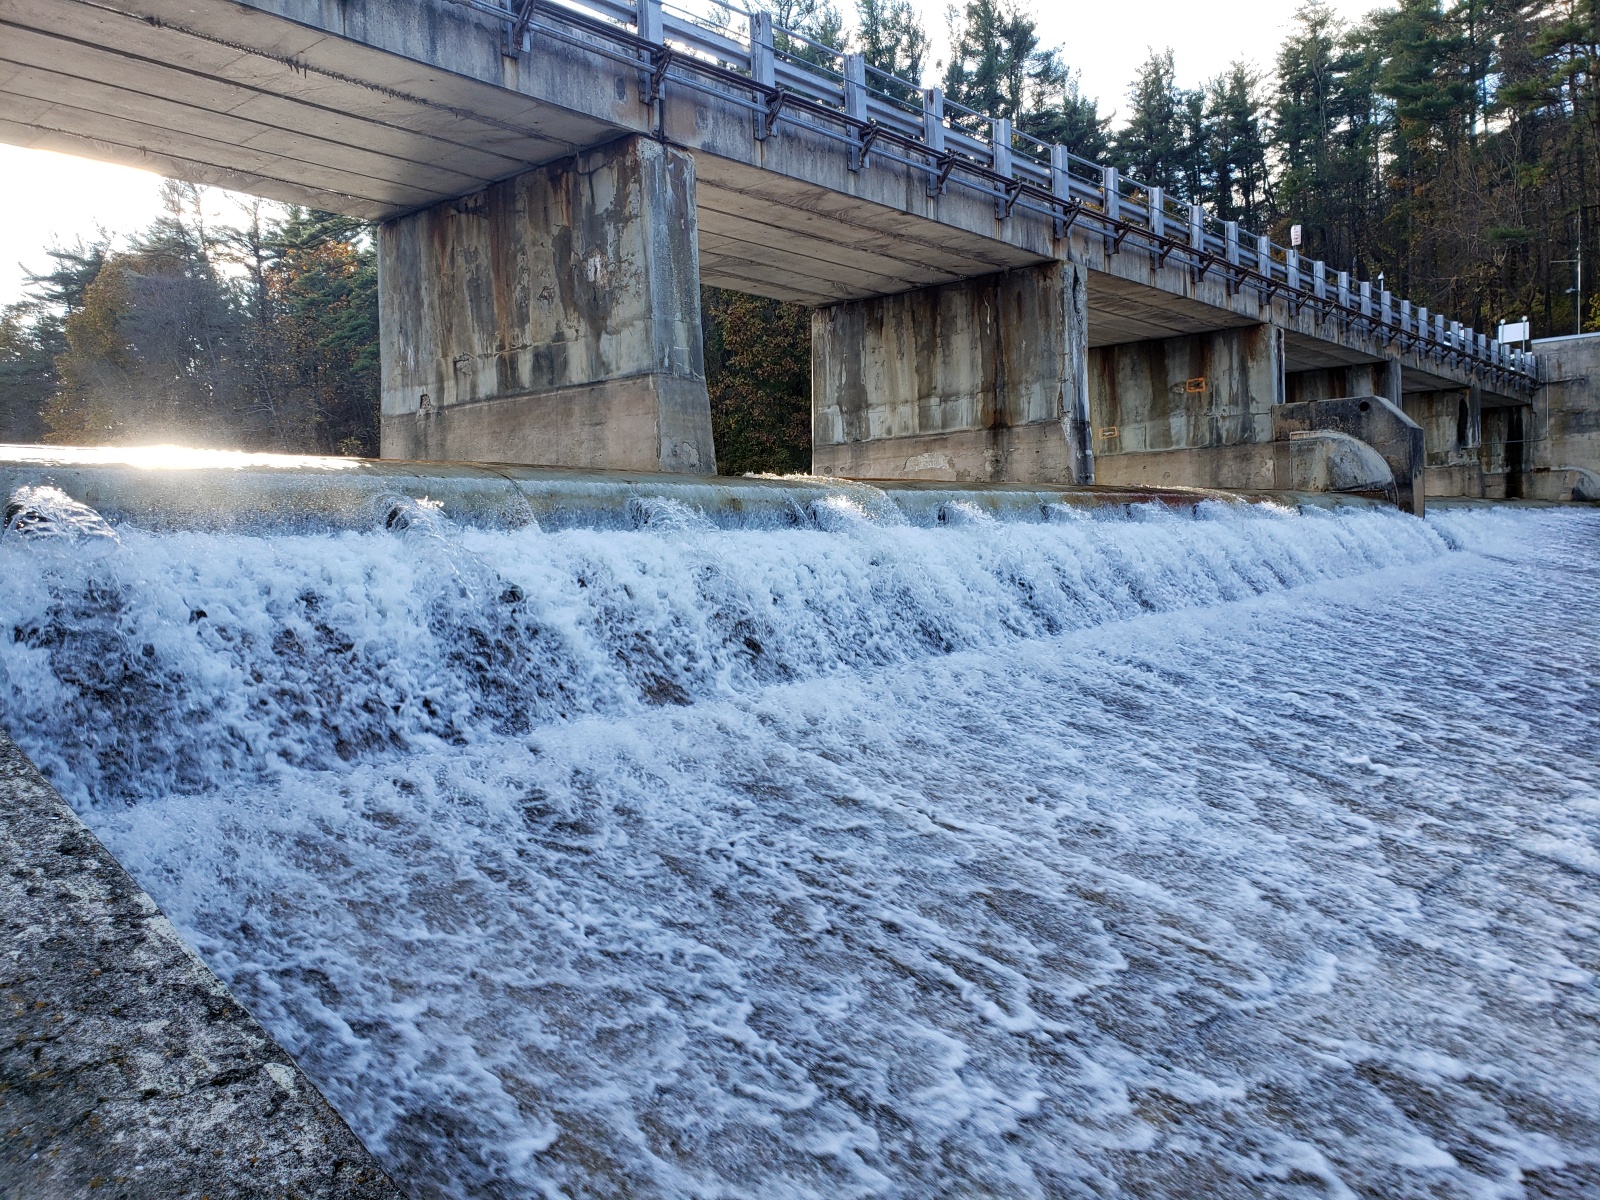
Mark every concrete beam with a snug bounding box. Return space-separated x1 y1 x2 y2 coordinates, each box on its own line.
811 263 1092 484
379 135 716 474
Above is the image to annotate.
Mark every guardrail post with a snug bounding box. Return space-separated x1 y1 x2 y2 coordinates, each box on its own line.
992 117 1013 218
750 11 775 140
1400 299 1411 333
1381 289 1393 326
635 0 663 107
1313 261 1327 301
1101 167 1120 253
750 11 775 87
1256 233 1272 277
1188 203 1204 252
1224 221 1240 266
1286 248 1300 292
1450 320 1463 353
923 88 946 196
1337 270 1351 308
1050 145 1072 238
636 0 662 44
1359 280 1372 318
843 52 867 168
1147 186 1165 242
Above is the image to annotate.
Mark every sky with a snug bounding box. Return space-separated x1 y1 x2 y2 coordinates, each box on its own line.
0 0 1390 308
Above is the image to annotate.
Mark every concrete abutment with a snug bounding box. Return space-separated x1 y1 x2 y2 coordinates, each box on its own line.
809 263 1093 484
378 135 716 474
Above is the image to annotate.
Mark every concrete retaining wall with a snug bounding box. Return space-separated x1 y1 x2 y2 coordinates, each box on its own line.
1092 432 1393 500
1275 394 1427 516
0 729 401 1197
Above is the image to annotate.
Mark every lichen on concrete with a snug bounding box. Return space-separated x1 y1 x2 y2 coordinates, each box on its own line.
0 729 403 1199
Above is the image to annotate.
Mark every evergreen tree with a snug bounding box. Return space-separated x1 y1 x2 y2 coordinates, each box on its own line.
1202 65 1270 226
1115 49 1203 196
854 0 928 101
1272 3 1379 271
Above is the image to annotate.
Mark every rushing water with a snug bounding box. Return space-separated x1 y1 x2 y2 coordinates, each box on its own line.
2 491 1597 1199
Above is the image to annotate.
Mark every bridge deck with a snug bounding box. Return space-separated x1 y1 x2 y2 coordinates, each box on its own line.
0 0 1536 399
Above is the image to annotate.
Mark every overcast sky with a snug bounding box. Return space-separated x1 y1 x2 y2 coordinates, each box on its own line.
0 0 1391 307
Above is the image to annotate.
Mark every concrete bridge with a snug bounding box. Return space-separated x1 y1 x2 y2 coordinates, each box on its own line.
2 0 1572 509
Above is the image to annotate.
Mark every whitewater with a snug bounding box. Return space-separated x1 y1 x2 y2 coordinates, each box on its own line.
1 490 1596 1199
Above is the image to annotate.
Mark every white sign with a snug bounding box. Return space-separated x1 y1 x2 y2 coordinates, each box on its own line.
1290 224 1303 248
1498 319 1531 344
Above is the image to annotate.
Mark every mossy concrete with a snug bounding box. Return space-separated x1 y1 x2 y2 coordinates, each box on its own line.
0 729 402 1199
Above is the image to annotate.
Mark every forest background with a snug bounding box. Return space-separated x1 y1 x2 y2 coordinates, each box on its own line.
2 0 1598 473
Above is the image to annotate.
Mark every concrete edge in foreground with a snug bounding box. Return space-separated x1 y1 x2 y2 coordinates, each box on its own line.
0 729 403 1199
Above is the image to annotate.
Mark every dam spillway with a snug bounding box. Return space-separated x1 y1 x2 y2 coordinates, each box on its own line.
1 455 1597 1196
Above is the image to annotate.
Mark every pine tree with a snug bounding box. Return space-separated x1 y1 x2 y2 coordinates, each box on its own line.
854 0 927 100
1115 49 1198 195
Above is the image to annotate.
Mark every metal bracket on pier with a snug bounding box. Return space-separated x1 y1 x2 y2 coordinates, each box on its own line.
764 88 788 138
643 47 673 103
502 0 535 59
856 121 882 171
997 178 1024 220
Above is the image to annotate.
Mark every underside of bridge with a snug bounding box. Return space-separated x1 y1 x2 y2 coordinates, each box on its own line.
3 0 1564 503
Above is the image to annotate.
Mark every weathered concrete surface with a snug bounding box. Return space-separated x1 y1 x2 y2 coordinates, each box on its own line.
1276 394 1426 516
0 728 402 1198
0 449 1388 543
1087 325 1283 460
1286 361 1402 407
1091 432 1393 501
1526 333 1600 501
379 134 715 473
811 263 1092 484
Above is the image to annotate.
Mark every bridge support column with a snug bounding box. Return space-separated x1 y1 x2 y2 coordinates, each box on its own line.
378 135 715 473
1088 325 1284 489
1285 359 1402 406
810 263 1093 484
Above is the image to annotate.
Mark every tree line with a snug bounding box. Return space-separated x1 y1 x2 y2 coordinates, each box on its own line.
0 181 379 455
4 0 1598 469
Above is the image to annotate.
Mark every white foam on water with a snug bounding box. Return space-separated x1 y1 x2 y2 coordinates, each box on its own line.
2 499 1596 1198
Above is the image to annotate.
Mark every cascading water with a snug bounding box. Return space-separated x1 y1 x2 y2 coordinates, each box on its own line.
1 484 1596 1199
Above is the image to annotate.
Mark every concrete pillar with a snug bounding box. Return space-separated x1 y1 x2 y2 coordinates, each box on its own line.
810 262 1092 483
378 135 715 473
1284 360 1401 406
1089 325 1284 487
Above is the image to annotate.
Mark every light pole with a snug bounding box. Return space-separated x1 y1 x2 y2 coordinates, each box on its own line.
1554 250 1583 336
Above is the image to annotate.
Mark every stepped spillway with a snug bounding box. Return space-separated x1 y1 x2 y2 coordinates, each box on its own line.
1 467 1596 1198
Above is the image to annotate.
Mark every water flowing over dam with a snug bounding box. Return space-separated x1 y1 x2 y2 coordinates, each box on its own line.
2 478 1597 1197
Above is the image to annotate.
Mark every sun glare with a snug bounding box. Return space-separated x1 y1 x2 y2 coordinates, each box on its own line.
0 444 365 471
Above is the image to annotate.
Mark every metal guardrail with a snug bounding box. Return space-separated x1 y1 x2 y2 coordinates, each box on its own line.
465 0 1541 392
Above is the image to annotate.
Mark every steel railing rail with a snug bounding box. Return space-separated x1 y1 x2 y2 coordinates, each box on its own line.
453 0 1541 391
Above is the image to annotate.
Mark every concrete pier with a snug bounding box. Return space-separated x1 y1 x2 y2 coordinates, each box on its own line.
810 263 1092 484
1088 325 1283 489
378 135 716 474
